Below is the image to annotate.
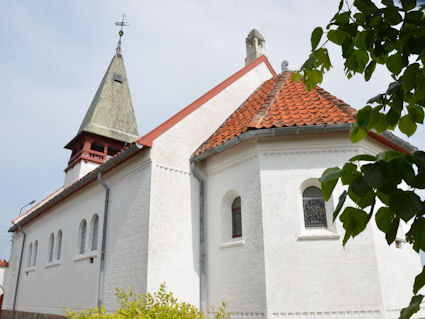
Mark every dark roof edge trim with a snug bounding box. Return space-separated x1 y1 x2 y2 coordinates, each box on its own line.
9 143 146 232
191 124 416 162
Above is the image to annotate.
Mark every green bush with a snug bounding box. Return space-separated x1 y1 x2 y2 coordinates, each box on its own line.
65 284 230 319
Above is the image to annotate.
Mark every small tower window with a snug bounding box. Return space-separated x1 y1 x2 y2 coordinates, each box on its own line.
107 146 120 157
90 142 104 153
114 73 123 83
303 186 327 228
232 197 242 238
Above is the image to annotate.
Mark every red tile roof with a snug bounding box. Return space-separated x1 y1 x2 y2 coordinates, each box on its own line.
0 259 8 268
195 72 357 156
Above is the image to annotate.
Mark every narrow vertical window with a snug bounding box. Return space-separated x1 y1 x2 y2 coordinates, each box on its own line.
48 234 54 262
79 220 87 254
232 197 242 238
91 215 99 251
56 230 62 260
27 243 32 268
33 241 38 266
303 186 327 228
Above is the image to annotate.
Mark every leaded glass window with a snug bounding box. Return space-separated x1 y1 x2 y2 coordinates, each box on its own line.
80 220 87 254
232 197 242 238
91 215 99 251
303 186 327 228
48 234 54 262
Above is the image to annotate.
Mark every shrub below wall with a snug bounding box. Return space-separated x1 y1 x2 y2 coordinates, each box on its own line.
65 284 230 319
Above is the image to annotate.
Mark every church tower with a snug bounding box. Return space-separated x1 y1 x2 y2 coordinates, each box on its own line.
64 24 138 187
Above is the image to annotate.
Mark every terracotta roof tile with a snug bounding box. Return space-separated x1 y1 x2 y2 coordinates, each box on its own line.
0 259 8 268
195 71 357 156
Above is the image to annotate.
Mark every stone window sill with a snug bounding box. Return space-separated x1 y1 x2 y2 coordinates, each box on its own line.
25 267 36 273
297 229 340 241
45 261 61 269
74 251 98 262
220 239 245 249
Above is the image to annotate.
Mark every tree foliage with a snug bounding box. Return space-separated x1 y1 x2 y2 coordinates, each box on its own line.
65 284 230 319
294 1 425 318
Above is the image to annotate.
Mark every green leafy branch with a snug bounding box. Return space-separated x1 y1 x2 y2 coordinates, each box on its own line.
294 0 425 318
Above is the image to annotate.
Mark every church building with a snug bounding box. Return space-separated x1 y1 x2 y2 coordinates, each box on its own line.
1 29 423 319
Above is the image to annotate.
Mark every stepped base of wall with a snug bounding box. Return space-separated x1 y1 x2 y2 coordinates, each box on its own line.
1 310 64 319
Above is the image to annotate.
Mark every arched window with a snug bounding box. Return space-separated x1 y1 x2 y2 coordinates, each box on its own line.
90 142 104 153
91 215 99 251
33 241 38 266
56 230 62 260
79 219 87 254
27 243 32 268
303 186 327 228
48 233 54 262
232 197 242 238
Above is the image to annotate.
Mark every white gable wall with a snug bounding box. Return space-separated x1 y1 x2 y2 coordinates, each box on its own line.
146 62 274 306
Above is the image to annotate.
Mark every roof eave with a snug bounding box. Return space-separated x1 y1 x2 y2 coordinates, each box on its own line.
191 124 416 162
9 142 148 232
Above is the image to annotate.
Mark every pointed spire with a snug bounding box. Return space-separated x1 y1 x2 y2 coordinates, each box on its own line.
76 51 139 143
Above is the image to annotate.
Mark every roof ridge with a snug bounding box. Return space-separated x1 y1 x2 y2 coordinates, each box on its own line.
315 86 357 116
247 72 289 128
194 77 275 156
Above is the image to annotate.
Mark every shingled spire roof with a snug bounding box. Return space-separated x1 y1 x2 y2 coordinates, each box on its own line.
72 50 139 145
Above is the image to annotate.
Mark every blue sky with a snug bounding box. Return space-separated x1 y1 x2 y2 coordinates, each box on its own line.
1 0 424 259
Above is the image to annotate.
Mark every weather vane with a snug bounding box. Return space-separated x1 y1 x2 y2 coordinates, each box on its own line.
115 14 130 53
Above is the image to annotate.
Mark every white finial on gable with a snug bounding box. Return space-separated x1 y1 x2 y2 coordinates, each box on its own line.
245 29 265 66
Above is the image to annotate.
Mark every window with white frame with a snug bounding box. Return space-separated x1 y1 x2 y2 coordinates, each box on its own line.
302 186 327 228
48 233 54 262
91 214 99 251
33 241 38 266
79 219 87 254
56 230 62 260
27 243 32 268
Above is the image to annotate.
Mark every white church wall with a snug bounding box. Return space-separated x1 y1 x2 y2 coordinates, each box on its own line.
100 151 152 311
2 150 151 315
64 160 99 188
359 138 425 318
146 61 274 306
257 133 384 318
204 139 268 317
2 234 20 309
200 132 423 319
0 268 4 291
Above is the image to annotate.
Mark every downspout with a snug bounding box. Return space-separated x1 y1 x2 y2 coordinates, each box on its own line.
190 160 205 313
97 171 110 309
11 226 26 319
